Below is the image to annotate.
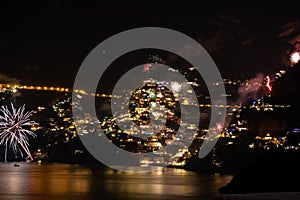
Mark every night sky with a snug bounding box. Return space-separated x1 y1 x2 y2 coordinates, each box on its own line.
0 1 300 87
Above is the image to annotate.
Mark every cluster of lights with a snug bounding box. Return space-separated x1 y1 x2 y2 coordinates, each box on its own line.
251 128 300 151
0 84 70 92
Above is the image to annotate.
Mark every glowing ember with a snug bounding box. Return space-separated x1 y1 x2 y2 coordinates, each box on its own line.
266 76 272 92
290 52 300 65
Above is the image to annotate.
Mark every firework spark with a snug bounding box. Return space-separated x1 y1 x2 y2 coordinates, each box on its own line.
290 52 300 65
143 63 152 72
216 122 224 132
0 103 37 162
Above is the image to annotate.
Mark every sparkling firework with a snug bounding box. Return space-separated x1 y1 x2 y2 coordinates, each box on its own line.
143 63 152 72
170 81 182 92
0 103 37 162
148 54 163 63
216 122 224 132
290 52 300 65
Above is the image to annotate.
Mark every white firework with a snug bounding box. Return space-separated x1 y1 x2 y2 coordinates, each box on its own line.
0 103 37 162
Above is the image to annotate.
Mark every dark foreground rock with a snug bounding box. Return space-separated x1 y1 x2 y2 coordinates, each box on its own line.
219 151 300 194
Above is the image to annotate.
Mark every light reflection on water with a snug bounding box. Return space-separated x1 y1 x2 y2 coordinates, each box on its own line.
0 162 232 200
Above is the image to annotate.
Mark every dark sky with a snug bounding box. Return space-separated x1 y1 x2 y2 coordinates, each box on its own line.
0 1 300 87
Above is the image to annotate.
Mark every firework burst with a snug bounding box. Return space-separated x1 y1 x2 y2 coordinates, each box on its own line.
0 103 37 162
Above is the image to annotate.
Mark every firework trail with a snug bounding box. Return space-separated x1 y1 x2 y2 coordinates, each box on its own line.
265 75 272 92
0 103 37 162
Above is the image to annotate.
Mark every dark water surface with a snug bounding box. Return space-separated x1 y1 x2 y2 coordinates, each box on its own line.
0 162 232 200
